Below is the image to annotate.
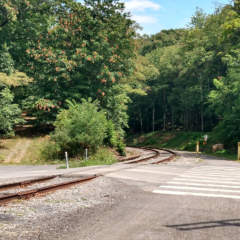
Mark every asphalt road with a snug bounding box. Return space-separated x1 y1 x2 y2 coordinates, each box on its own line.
61 152 240 240
1 150 240 239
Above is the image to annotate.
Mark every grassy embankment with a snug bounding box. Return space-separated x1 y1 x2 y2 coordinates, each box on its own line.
0 135 117 167
2 130 237 166
127 131 237 161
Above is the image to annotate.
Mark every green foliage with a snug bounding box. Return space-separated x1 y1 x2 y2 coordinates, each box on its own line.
20 0 135 125
0 87 24 136
128 131 203 151
0 44 14 75
40 140 61 161
0 0 132 156
209 49 240 146
103 84 131 136
105 117 126 156
0 0 136 132
129 3 238 135
116 140 126 156
139 29 187 55
105 120 119 147
43 99 108 158
1 0 240 157
190 8 206 29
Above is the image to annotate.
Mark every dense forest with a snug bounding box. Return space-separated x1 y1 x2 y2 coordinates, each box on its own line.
129 1 240 148
0 0 240 159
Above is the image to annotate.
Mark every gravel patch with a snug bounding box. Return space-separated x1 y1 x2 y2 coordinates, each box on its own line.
0 176 122 240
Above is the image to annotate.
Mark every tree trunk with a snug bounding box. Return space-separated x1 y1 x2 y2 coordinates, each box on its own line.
163 90 167 131
152 103 155 132
200 80 204 132
163 112 166 131
139 110 143 133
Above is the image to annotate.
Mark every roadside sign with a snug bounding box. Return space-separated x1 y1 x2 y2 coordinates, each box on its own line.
204 135 208 142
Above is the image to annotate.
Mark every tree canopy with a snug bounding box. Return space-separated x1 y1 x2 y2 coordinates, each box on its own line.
1 0 240 151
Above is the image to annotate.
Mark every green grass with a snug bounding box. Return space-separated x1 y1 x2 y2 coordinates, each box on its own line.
127 131 238 161
127 131 202 151
58 147 117 169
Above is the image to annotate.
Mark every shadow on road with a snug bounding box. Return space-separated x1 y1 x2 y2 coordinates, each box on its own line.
166 219 240 231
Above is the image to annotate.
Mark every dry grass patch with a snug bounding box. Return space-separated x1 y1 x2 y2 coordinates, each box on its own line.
0 135 55 165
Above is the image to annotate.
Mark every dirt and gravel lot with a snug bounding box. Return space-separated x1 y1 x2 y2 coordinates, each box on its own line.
0 176 130 240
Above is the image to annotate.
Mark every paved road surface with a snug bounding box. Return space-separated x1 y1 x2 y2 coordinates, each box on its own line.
1 150 240 239
65 152 240 240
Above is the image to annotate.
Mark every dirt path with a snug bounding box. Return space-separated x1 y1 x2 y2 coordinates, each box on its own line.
4 138 31 163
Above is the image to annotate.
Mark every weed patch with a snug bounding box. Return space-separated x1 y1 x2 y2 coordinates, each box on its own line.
58 147 117 168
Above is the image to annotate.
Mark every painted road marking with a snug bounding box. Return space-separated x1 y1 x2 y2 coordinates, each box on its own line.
160 185 240 193
126 169 181 175
153 190 240 199
173 178 240 184
168 181 240 189
153 165 240 199
178 175 240 181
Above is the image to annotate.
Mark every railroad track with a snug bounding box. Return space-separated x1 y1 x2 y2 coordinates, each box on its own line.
0 175 98 205
0 147 176 205
123 147 176 164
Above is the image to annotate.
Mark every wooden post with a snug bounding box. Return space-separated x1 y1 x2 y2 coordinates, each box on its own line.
196 141 200 153
238 142 240 160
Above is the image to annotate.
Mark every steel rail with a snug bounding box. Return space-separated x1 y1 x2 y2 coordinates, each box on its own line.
0 175 98 205
125 147 160 164
0 175 59 191
151 148 177 164
118 154 141 162
123 146 176 164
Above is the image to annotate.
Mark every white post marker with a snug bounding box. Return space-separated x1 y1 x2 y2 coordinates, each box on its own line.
196 141 200 153
85 148 88 160
204 134 208 142
65 152 69 169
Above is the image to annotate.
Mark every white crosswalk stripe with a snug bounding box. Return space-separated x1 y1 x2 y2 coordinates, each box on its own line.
153 165 240 199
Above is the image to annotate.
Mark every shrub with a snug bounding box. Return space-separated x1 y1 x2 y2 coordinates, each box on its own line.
41 141 61 160
105 120 126 156
116 140 126 156
105 120 119 147
43 98 108 158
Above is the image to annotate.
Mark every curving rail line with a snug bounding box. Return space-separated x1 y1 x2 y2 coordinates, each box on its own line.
125 147 160 164
0 147 176 205
124 147 176 164
152 148 176 164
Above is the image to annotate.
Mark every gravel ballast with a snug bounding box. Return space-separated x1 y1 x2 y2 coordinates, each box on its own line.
0 176 126 240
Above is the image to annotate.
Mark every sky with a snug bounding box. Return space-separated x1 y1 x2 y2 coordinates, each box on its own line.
124 0 231 35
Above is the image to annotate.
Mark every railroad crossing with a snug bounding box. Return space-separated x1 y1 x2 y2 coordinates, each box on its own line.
1 148 240 240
